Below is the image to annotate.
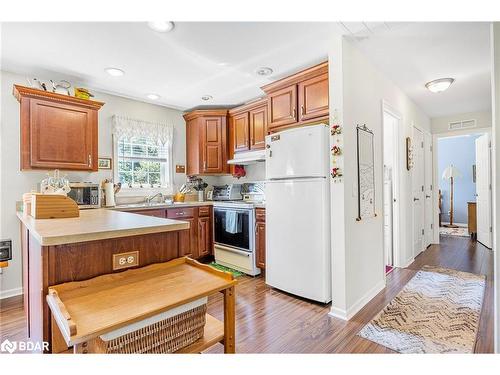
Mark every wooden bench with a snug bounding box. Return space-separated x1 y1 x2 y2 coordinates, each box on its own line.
47 257 237 354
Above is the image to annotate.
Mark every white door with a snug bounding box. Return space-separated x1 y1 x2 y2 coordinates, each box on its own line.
424 131 433 247
475 134 492 248
412 127 425 257
265 178 331 303
265 124 329 180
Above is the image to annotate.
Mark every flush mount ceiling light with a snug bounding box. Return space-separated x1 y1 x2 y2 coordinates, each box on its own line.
105 67 125 77
425 78 455 93
146 93 160 100
201 95 213 101
147 21 175 33
256 67 273 76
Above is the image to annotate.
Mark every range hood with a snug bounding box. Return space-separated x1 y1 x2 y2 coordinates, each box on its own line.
227 150 266 165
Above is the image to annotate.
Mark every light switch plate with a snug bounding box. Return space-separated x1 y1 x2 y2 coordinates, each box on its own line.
112 251 139 270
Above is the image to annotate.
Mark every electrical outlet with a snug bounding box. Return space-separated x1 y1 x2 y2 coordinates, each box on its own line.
112 251 139 270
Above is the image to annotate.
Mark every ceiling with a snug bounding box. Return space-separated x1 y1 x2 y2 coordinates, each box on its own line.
342 22 492 118
0 22 341 110
0 22 492 117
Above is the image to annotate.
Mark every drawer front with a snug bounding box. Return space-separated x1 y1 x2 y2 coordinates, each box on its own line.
255 208 266 222
167 207 196 219
198 206 210 217
131 209 166 218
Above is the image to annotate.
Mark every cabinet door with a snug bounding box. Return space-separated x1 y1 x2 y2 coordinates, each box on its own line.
232 112 250 152
185 118 200 176
298 73 329 122
255 222 266 269
197 216 211 257
29 99 96 170
249 105 267 150
202 116 225 173
267 85 297 130
179 217 198 258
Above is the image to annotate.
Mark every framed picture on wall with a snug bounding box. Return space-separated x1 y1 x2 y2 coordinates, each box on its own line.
98 157 112 169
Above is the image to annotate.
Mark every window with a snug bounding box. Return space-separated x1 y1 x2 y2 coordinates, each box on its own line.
116 136 171 189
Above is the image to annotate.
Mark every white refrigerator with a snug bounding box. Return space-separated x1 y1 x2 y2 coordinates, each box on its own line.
265 124 332 303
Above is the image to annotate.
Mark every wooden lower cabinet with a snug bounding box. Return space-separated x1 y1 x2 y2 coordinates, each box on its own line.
178 217 197 258
198 216 211 257
255 208 266 269
134 205 213 259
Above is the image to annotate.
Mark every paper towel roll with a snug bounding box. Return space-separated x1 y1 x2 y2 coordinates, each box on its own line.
104 182 116 207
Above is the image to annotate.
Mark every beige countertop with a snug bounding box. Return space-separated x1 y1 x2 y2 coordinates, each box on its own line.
112 201 214 212
17 209 189 246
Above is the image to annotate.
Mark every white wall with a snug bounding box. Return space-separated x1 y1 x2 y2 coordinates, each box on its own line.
0 70 187 298
490 22 500 354
431 110 492 134
329 38 431 320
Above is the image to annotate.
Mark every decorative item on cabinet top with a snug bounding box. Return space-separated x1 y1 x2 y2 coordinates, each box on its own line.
13 84 104 109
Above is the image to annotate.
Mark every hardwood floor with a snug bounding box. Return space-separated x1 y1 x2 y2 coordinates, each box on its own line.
0 235 493 354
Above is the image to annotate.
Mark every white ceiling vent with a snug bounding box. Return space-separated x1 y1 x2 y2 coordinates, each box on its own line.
448 119 476 130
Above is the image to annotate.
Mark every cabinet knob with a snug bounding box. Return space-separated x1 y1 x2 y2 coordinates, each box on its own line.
301 105 304 118
292 108 296 119
88 154 92 167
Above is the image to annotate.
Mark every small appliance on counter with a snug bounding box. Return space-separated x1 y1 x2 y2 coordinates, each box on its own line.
211 184 242 201
241 182 265 204
68 182 101 209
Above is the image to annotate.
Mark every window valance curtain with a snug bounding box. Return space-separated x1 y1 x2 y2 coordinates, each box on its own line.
112 115 174 146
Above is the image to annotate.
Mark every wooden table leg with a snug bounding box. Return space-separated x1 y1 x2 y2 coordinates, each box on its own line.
222 286 235 353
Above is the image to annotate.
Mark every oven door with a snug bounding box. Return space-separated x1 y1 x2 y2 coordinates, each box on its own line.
214 207 253 252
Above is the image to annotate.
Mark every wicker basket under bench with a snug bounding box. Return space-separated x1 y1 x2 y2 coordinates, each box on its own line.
46 257 237 354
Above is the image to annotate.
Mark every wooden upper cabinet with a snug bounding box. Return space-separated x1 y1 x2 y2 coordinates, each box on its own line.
266 85 297 131
228 98 268 154
183 110 229 175
262 61 329 132
13 85 104 171
298 73 329 122
249 104 267 150
232 112 250 152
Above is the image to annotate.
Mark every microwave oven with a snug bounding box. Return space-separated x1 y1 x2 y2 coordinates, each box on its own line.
68 182 101 209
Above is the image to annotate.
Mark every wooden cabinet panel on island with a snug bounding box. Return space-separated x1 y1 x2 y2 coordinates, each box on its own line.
13 85 104 171
261 62 328 133
184 110 229 175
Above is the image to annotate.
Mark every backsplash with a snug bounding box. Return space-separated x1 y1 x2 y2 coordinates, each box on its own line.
203 162 265 188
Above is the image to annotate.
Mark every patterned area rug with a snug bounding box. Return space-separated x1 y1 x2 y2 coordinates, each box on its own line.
358 266 485 353
439 226 469 237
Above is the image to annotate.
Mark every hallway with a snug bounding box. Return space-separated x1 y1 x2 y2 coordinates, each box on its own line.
0 235 493 353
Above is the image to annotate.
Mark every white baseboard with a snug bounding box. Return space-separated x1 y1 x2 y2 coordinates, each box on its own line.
440 222 468 228
402 257 415 268
0 287 23 300
328 279 386 321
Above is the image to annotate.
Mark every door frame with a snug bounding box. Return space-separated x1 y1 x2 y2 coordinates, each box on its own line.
432 127 492 245
381 101 402 271
412 123 426 257
423 129 434 248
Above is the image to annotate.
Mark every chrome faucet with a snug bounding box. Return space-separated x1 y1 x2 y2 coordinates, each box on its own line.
145 192 164 204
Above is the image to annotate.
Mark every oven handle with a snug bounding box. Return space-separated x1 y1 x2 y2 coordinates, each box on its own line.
214 243 251 257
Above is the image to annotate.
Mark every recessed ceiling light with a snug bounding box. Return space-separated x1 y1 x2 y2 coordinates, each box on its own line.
105 67 125 77
148 21 175 33
256 67 273 76
425 78 455 93
146 93 160 100
201 95 213 101
218 62 229 67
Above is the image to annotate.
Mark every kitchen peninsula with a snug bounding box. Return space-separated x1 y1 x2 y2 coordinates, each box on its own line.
17 209 190 352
